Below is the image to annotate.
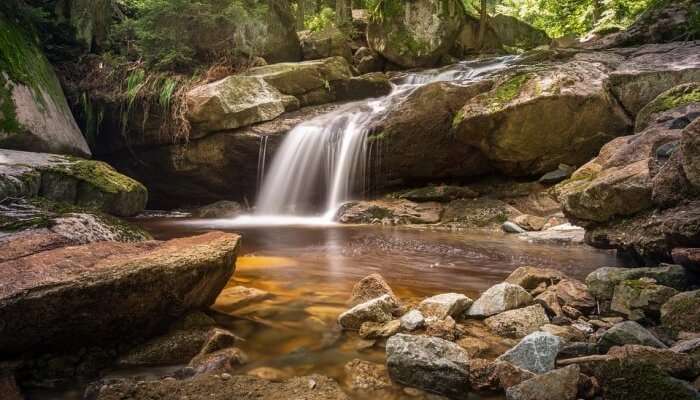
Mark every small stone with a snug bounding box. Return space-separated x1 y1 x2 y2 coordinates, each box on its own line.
597 321 666 352
246 367 289 382
535 290 563 317
220 373 231 380
338 295 398 330
457 337 491 358
562 305 582 319
540 324 586 343
188 347 248 375
358 319 401 340
400 310 425 331
497 331 562 374
506 267 567 291
425 316 457 341
418 293 473 319
549 279 595 310
467 282 533 317
505 364 580 400
344 359 391 391
493 361 536 390
502 221 527 234
513 214 547 231
484 304 550 339
349 273 400 306
213 286 273 311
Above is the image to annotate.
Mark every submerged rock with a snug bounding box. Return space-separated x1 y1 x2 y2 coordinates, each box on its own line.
386 334 471 397
213 286 273 312
0 231 240 356
467 282 533 317
497 331 562 374
192 200 244 219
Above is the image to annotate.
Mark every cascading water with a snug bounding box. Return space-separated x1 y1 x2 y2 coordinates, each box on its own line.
235 57 516 225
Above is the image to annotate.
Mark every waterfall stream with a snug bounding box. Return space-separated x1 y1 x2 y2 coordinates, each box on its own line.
234 57 516 225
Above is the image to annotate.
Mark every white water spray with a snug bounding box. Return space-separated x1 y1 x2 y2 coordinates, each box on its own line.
234 57 516 225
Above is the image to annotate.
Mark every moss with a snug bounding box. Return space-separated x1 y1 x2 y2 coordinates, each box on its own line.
452 109 465 129
487 73 532 112
636 83 700 131
48 158 145 195
596 360 698 400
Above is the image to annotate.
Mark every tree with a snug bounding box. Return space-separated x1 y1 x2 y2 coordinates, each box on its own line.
335 0 351 28
297 0 305 30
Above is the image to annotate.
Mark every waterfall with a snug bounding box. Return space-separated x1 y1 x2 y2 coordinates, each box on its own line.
239 57 516 224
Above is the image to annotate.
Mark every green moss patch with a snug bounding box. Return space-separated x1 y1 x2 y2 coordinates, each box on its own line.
50 158 146 195
486 73 533 112
637 83 700 131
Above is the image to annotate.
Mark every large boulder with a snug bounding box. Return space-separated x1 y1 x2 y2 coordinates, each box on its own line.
453 59 632 176
367 0 465 68
0 16 90 157
385 334 471 397
0 149 147 217
185 76 293 133
0 231 240 356
299 28 353 62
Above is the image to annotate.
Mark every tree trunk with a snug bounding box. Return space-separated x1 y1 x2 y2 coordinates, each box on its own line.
477 0 488 50
335 0 351 28
296 0 305 31
592 0 604 24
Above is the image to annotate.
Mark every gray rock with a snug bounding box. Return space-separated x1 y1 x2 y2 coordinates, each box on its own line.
467 282 533 317
661 289 700 333
597 321 666 352
503 221 527 234
506 365 580 400
349 273 400 306
386 334 471 397
505 267 567 291
610 279 678 321
497 331 563 374
400 310 425 331
338 294 398 330
359 320 401 340
585 264 689 301
484 304 550 338
418 293 473 319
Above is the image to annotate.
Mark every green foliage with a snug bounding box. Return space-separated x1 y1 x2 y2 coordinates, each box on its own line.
306 7 337 31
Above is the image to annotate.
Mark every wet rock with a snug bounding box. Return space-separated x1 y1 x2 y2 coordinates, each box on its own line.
467 282 533 317
492 361 536 390
332 73 393 102
497 331 563 374
0 149 147 217
186 76 291 133
400 310 425 331
338 295 398 330
359 320 401 340
367 0 464 68
611 278 679 321
418 293 473 319
349 273 400 306
117 327 213 367
547 279 595 311
535 290 563 317
502 221 527 234
299 28 352 62
425 316 457 341
661 290 700 333
506 364 580 400
597 321 666 352
353 47 385 74
95 373 349 400
512 215 547 231
398 185 479 203
441 198 520 229
484 304 550 339
246 367 289 382
213 286 273 312
336 199 443 225
0 232 239 356
540 324 586 343
386 334 471 397
505 266 567 291
607 345 697 379
198 328 240 356
585 265 689 301
188 347 248 375
344 359 392 391
192 201 244 218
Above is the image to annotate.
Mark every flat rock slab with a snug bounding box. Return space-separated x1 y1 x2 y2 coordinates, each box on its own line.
0 231 240 356
213 286 273 311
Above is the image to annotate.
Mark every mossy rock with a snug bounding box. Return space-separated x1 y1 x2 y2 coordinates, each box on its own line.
636 83 700 132
661 289 700 334
367 0 465 68
592 360 700 400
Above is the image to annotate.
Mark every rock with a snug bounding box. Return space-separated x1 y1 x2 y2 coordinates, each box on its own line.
597 321 666 352
344 359 391 391
186 76 291 133
484 304 550 339
332 73 393 102
349 273 399 306
188 347 248 374
540 324 586 343
244 57 352 107
467 282 533 317
505 266 567 291
385 334 471 397
400 310 425 331
559 342 598 359
0 149 147 217
262 0 302 63
353 47 385 74
454 60 631 176
247 367 289 382
487 14 550 50
636 83 700 132
0 16 90 157
117 327 218 367
418 293 473 319
502 221 527 234
539 167 573 185
516 224 586 245
399 185 479 203
359 319 401 340
55 0 113 52
192 200 244 218
682 116 700 189
535 290 563 317
661 290 700 333
0 231 240 356
367 0 464 68
299 28 352 62
452 14 502 55
585 265 689 301
607 345 697 379
95 373 349 400
492 361 536 390
367 80 494 188
197 328 240 356
673 248 700 269
497 331 562 374
611 279 679 321
441 198 520 229
547 279 595 311
512 215 547 231
505 365 580 400
425 316 457 341
456 337 491 358
338 294 398 330
213 286 273 312
335 199 443 225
